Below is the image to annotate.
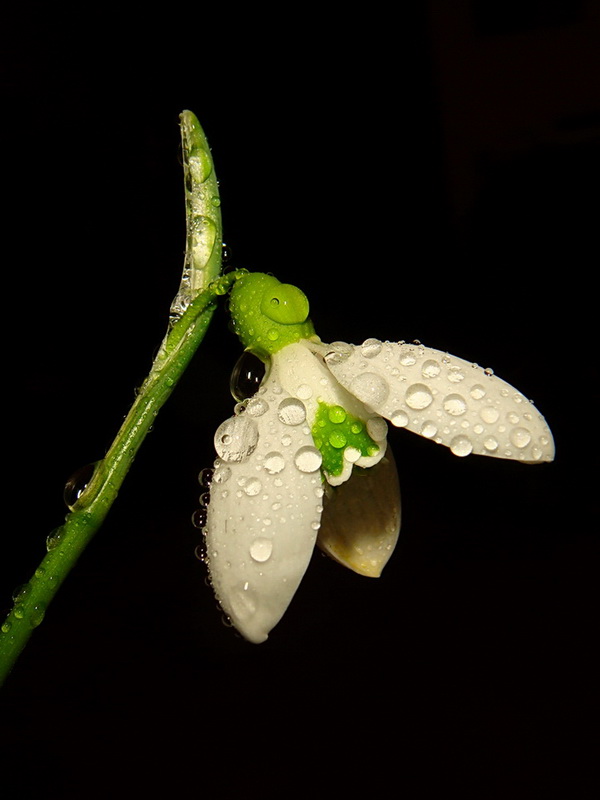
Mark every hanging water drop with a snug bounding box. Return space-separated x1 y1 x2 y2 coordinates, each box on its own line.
64 462 97 510
230 351 266 401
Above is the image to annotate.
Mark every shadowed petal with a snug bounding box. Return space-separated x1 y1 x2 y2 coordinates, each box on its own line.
317 449 401 577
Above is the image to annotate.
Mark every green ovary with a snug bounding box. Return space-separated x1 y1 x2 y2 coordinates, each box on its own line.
311 402 380 478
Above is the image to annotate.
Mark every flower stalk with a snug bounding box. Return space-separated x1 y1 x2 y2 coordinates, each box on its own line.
0 111 230 685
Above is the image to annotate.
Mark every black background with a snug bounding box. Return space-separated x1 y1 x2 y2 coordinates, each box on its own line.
1 3 597 797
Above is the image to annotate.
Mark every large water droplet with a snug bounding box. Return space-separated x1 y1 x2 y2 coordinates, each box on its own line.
349 372 389 406
480 405 500 424
328 405 347 424
264 452 286 474
390 410 409 427
421 421 438 438
230 351 266 401
187 146 212 183
510 427 531 449
250 538 273 562
64 463 97 510
214 417 259 462
450 435 473 457
443 394 467 416
277 397 307 426
405 383 433 410
422 359 441 378
294 446 323 473
366 416 388 441
361 338 382 358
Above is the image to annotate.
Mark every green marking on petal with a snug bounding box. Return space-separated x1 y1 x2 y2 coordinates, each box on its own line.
228 273 316 358
311 402 380 478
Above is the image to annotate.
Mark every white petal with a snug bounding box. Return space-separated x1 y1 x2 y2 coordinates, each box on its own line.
274 340 387 484
317 449 401 577
325 339 555 463
205 358 324 643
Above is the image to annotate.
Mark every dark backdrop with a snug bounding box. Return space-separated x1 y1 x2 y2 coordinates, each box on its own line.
1 4 597 797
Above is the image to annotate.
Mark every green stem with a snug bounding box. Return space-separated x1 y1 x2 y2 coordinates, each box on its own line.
0 270 245 686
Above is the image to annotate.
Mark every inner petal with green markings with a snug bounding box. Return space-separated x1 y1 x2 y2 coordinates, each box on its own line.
312 401 381 483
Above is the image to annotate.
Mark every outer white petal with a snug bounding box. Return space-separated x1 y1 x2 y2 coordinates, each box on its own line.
205 351 325 643
325 339 554 463
317 449 401 577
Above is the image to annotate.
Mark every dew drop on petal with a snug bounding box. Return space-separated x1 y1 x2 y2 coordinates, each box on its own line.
421 421 438 438
243 477 262 495
470 384 486 400
214 417 259 462
361 338 383 358
366 416 388 441
250 538 273 562
421 359 441 378
264 452 286 474
443 394 467 416
390 410 409 427
405 383 434 410
483 436 499 452
344 446 362 463
510 427 531 449
480 405 500 424
450 434 473 457
245 397 269 417
294 446 323 473
349 372 390 406
277 397 307 425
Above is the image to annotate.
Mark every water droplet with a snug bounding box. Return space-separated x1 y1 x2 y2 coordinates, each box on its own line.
405 383 434 410
390 410 409 427
366 416 388 441
422 359 441 378
198 468 214 488
230 351 266 401
399 350 417 366
480 405 500 424
450 435 473 457
507 412 520 425
344 446 362 463
29 602 46 628
349 372 389 406
214 417 259 462
46 527 64 551
324 342 353 365
328 430 347 449
191 507 207 529
187 146 212 183
281 433 292 446
242 477 262 495
483 436 499 452
328 405 347 424
250 538 273 562
213 464 232 483
443 394 467 416
361 338 382 358
294 446 323 473
277 397 307 426
421 421 438 438
264 452 285 474
64 462 96 510
530 446 543 461
296 384 312 400
246 397 269 417
484 367 494 377
470 384 486 400
510 427 531 449
447 366 465 383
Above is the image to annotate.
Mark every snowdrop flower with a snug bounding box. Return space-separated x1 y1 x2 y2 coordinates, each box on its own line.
204 273 554 642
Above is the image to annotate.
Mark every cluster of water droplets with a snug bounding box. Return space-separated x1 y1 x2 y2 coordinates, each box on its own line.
198 351 327 641
325 338 554 462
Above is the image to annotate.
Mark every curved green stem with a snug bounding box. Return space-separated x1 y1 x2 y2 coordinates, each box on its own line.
0 270 245 685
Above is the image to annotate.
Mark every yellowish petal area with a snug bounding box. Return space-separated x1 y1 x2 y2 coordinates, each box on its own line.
317 449 401 577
